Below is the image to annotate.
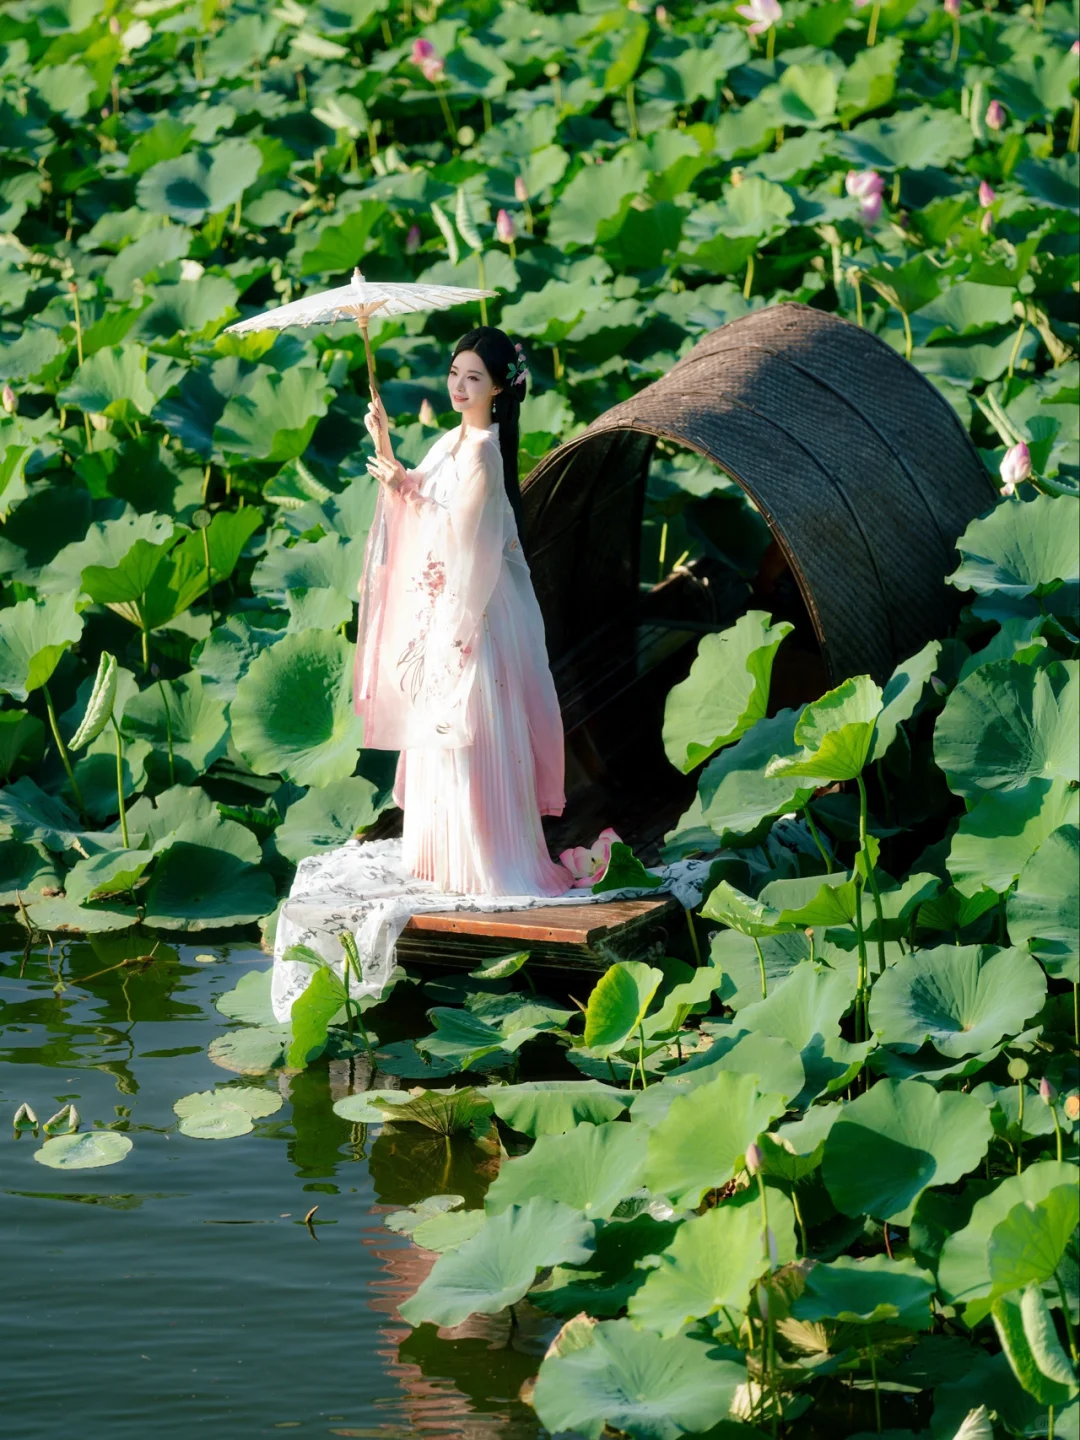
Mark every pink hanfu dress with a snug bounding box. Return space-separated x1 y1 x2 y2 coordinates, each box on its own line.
353 420 572 897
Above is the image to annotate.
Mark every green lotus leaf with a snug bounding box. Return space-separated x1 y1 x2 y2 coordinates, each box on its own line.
58 344 160 423
822 1078 994 1224
398 1196 595 1328
871 639 941 762
662 611 793 773
531 1319 746 1440
0 595 83 702
476 1081 629 1137
80 531 180 627
215 367 333 463
485 1119 646 1221
0 708 44 782
916 281 1018 343
140 843 277 930
1015 152 1080 213
69 652 118 750
207 1025 291 1075
132 277 239 345
700 880 790 937
500 277 594 345
409 1208 487 1254
135 138 262 224
643 1070 788 1209
287 963 348 1068
418 1006 539 1070
992 1284 1079 1408
193 615 285 702
33 1131 133 1170
639 33 748 105
142 507 264 632
469 949 530 981
583 960 664 1056
641 963 724 1038
231 631 364 787
124 785 259 859
532 1212 682 1321
736 962 867 1105
376 1087 495 1139
0 838 61 906
758 871 860 928
988 1186 1080 1300
121 672 228 786
253 533 369 605
333 1089 410 1124
215 967 276 1026
758 63 838 130
372 1039 489 1079
830 104 974 171
948 778 1079 898
173 1085 283 1139
689 707 818 842
274 777 388 864
629 1187 797 1339
25 893 139 933
793 1254 936 1330
858 253 945 317
103 225 196 300
650 1030 806 1124
766 675 883 783
591 841 664 894
758 1101 842 1184
546 149 649 249
1007 825 1079 981
868 944 1047 1059
63 848 154 905
0 777 82 851
949 497 1079 601
934 659 1078 799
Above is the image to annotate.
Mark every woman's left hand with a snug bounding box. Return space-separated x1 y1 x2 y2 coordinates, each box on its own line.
366 454 408 492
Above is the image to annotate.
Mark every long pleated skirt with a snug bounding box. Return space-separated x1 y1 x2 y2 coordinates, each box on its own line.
396 580 572 897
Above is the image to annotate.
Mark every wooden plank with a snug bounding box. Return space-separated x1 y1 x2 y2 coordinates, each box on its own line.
402 896 676 945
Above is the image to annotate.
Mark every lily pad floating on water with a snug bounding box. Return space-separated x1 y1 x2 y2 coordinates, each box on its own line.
34 1131 133 1169
173 1085 283 1138
207 1025 291 1074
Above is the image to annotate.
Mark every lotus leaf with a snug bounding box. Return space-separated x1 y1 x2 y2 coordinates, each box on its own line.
286 964 349 1068
793 1254 935 1330
135 139 262 224
0 595 83 702
533 1213 681 1320
375 1088 495 1140
531 1318 745 1440
216 968 277 1027
477 1080 628 1136
830 105 975 171
643 1070 788 1208
949 496 1079 601
661 611 793 773
988 1186 1080 1300
737 962 867 1104
948 777 1079 898
121 673 228 786
486 1119 646 1221
629 1188 797 1338
1007 825 1079 981
691 708 817 842
207 1025 291 1075
141 843 276 931
871 640 942 762
273 777 387 864
583 960 664 1056
173 1085 282 1139
468 949 530 980
231 631 364 787
0 838 61 906
59 344 160 422
215 366 333 463
0 777 82 851
759 1101 842 1185
398 1196 595 1328
332 1090 409 1124
992 1284 1078 1408
0 709 44 782
766 675 883 783
822 1078 994 1224
33 1131 133 1169
868 944 1047 1058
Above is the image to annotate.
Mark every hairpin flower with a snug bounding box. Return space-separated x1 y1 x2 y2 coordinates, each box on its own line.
506 342 529 387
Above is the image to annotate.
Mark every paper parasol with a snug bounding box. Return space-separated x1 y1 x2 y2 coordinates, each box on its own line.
223 267 495 453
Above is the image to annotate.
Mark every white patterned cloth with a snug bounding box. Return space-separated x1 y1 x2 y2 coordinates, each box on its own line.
270 836 718 1022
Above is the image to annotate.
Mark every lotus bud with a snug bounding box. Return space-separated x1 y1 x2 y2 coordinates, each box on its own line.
2 383 16 415
846 169 885 199
756 1281 770 1322
1064 1093 1080 1121
978 180 996 208
514 174 529 203
1039 1077 1055 1104
986 100 1006 130
979 208 993 235
860 191 883 225
735 0 782 35
495 208 516 245
655 4 670 21
746 1142 764 1175
405 223 421 255
943 0 960 13
1000 441 1031 495
419 398 436 426
109 15 122 34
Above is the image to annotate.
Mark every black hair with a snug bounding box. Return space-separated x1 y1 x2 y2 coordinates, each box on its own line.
451 326 528 544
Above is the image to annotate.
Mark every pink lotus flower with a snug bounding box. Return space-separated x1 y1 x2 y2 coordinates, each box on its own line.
943 0 960 14
845 168 885 199
405 223 421 254
978 180 995 207
495 208 516 245
1000 441 1031 495
735 0 781 35
514 175 528 203
558 827 623 888
418 398 436 426
986 99 1006 130
859 191 883 224
411 37 444 83
1 383 15 415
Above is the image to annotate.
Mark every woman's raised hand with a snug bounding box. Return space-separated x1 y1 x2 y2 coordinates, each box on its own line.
366 453 409 493
364 395 390 448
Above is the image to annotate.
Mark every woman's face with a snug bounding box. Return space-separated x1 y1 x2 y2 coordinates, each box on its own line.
448 349 500 417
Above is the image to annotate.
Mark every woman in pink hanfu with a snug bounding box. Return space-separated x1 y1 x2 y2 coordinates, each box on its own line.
354 326 573 898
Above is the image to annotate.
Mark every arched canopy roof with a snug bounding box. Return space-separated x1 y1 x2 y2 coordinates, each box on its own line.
522 301 997 687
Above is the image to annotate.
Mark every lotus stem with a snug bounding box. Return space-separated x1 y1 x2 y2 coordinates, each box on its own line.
856 776 888 976
853 886 869 1046
685 907 702 965
1006 321 1027 380
753 936 768 1000
637 1022 648 1089
866 1 881 45
625 82 638 140
792 1188 808 1255
475 251 488 325
200 526 214 626
155 679 175 786
1073 982 1077 1049
765 24 775 60
552 344 563 381
659 518 668 579
42 683 86 822
111 718 129 848
891 171 901 206
743 251 755 299
1016 1080 1024 1173
1049 1101 1063 1164
380 18 393 46
803 804 832 872
434 82 457 146
1049 1405 1055 1440
1055 1271 1078 1363
949 13 960 65
1068 100 1079 153
854 274 864 326
900 307 913 360
341 932 375 1062
868 1341 882 1432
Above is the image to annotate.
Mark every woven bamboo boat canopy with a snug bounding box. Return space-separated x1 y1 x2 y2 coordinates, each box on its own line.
522 301 997 689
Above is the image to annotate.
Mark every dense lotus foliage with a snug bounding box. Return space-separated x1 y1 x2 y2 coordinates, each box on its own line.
0 0 1078 1436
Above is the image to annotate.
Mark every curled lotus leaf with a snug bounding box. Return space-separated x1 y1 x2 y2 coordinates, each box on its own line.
69 652 118 750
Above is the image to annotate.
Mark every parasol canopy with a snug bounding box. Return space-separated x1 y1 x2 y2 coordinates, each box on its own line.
223 268 496 454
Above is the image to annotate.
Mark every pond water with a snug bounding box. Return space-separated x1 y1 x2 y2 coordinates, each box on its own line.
1 933 549 1440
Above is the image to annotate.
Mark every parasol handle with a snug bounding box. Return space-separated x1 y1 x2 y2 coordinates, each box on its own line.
357 317 390 462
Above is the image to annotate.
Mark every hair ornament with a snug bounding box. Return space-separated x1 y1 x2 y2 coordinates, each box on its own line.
506 342 529 388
